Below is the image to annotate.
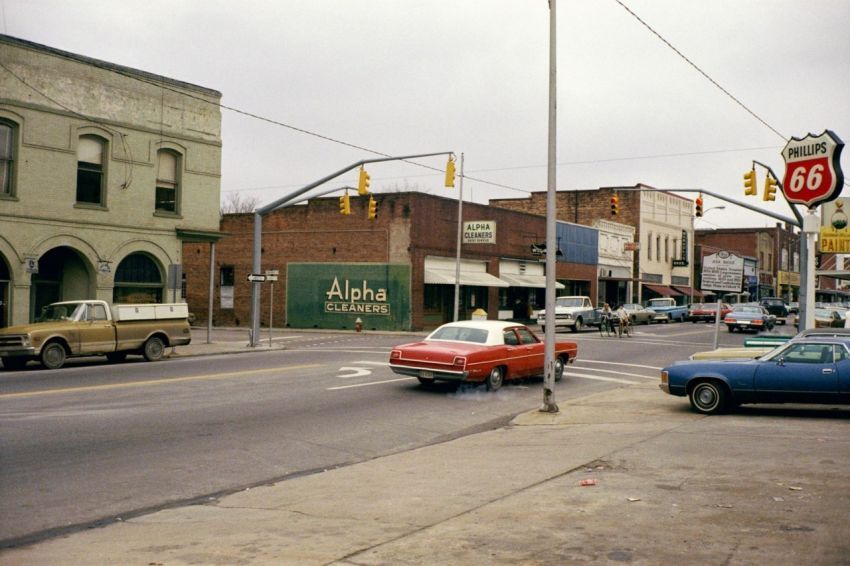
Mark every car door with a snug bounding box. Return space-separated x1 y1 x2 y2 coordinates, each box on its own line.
77 303 116 354
515 326 543 376
754 343 838 404
501 328 527 377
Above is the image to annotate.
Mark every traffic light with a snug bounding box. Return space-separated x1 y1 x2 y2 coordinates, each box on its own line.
367 195 377 220
695 194 704 217
610 194 619 216
339 191 351 215
763 173 778 202
445 156 456 188
357 166 371 196
743 169 757 196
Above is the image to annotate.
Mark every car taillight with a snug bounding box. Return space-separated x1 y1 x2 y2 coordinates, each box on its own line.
453 356 467 368
752 319 763 325
390 350 401 360
660 371 668 385
725 317 736 323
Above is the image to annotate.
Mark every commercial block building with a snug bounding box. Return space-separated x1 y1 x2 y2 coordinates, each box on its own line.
490 184 695 305
183 192 599 331
0 35 222 326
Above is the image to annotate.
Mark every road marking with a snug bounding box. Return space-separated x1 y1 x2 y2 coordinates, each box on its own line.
0 364 322 400
354 360 390 366
565 371 639 385
570 365 657 379
328 377 415 390
338 367 373 379
577 359 662 370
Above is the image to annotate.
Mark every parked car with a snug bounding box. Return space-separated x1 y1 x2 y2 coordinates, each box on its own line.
689 302 733 323
814 308 845 328
620 303 657 325
788 301 799 315
536 295 602 333
759 297 789 325
646 298 688 323
389 320 577 391
660 336 850 414
724 304 774 333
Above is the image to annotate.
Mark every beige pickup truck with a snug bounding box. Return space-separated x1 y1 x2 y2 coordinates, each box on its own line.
0 300 191 370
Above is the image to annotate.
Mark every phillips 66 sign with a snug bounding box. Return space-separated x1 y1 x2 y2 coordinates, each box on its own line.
781 130 844 208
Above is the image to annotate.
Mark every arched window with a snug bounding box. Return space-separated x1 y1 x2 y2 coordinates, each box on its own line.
113 253 163 304
77 135 106 205
0 121 15 196
155 149 180 213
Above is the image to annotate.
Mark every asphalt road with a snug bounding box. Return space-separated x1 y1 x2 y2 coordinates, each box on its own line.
0 321 794 546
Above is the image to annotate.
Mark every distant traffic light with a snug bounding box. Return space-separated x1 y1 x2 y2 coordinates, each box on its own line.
743 169 757 196
445 156 456 188
763 174 778 202
367 195 378 220
358 166 371 196
610 194 619 216
339 191 351 215
695 195 704 217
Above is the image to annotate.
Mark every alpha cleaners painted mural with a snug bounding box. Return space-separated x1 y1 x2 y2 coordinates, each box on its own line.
286 263 411 330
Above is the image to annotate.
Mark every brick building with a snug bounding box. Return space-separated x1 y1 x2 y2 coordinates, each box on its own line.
0 35 222 326
694 223 800 301
183 192 599 331
490 184 695 305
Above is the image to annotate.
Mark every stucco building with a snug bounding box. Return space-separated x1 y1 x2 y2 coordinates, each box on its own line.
0 35 222 326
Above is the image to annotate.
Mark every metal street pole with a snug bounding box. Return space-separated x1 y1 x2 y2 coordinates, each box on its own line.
541 0 558 413
453 153 465 322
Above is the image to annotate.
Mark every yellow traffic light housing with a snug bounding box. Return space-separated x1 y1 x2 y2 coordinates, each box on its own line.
610 194 619 216
743 169 757 196
357 166 371 196
445 156 456 188
763 174 778 202
367 195 377 220
339 191 351 215
695 195 704 217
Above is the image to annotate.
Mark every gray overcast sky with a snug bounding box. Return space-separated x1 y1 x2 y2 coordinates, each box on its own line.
3 0 848 228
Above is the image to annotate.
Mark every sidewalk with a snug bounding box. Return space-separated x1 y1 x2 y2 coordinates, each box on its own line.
3 376 848 565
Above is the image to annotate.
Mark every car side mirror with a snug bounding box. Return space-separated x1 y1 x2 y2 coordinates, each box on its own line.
776 356 785 367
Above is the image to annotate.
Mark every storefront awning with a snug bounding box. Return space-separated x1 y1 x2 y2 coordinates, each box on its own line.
498 273 565 289
672 286 704 298
643 284 682 297
424 268 509 287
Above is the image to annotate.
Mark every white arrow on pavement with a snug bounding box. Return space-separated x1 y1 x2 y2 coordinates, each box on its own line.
338 367 373 379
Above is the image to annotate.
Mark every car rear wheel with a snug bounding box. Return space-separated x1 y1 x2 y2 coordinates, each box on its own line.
143 336 165 362
40 341 66 370
486 366 504 391
554 357 565 382
689 381 727 415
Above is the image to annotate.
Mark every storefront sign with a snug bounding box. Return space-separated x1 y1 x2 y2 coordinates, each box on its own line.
777 271 801 286
463 221 496 244
820 197 850 253
287 263 411 330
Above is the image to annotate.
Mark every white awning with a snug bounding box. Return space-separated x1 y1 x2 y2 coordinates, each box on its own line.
424 268 509 287
498 273 564 289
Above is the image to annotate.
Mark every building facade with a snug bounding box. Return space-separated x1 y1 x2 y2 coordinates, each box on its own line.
0 35 222 326
183 192 599 331
490 184 696 305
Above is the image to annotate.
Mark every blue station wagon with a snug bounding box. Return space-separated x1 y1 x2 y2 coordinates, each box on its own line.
660 336 850 414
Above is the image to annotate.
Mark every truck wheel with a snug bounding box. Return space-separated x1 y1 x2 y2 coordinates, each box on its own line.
571 318 583 333
143 336 165 362
40 342 67 370
106 352 128 363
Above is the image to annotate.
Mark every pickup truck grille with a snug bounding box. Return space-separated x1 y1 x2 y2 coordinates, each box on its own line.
0 335 27 348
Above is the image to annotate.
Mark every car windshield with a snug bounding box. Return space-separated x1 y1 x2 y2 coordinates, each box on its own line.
555 297 584 308
428 326 489 344
38 303 84 322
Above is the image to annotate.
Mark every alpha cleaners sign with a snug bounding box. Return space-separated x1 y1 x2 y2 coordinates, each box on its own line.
324 277 390 315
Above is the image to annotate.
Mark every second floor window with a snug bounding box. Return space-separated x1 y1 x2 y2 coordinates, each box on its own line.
155 150 179 213
77 135 105 205
0 122 13 196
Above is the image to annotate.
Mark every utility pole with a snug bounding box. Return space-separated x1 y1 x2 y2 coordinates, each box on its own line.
541 0 558 413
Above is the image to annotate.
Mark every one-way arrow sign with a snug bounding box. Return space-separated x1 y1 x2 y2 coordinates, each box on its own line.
247 274 267 282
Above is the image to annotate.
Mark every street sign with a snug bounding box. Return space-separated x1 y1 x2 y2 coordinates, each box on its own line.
265 275 278 282
781 130 845 208
264 269 279 282
701 251 744 293
247 274 267 282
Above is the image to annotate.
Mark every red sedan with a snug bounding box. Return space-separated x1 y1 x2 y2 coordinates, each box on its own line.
689 302 733 323
389 320 578 391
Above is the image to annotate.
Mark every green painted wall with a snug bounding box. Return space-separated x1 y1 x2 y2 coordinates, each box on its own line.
286 263 411 330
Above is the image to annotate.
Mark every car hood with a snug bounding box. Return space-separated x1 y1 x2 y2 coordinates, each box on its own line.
0 321 81 335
